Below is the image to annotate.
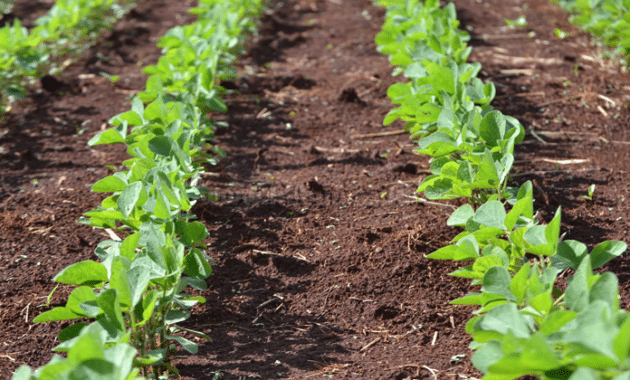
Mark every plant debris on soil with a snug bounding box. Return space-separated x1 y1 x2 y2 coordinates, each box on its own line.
2 0 630 379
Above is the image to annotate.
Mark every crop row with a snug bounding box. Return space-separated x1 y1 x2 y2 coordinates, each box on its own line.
11 0 263 379
552 0 630 64
0 0 136 119
376 0 630 379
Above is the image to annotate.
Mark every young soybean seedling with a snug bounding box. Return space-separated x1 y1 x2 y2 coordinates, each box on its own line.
583 184 596 202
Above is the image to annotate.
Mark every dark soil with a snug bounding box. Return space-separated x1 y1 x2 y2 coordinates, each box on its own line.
2 0 630 379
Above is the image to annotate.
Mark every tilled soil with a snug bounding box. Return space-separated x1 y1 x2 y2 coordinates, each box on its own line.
2 0 630 379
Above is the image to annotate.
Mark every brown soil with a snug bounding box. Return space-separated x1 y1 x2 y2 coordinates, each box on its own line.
1 0 630 379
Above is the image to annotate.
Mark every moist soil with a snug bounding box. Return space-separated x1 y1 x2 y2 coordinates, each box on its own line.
2 0 630 379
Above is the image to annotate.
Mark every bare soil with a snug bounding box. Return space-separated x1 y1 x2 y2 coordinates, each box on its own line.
1 0 630 379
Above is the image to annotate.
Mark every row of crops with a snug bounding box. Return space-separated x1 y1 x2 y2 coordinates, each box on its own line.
375 0 630 379
9 0 263 379
5 0 630 378
0 0 138 119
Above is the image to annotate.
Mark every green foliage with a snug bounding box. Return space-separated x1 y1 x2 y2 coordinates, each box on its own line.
376 1 629 379
0 0 135 118
17 1 264 379
551 0 630 64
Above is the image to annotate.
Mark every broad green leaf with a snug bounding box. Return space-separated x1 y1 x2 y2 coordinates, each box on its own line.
428 244 476 261
473 201 507 230
141 290 159 322
183 248 213 279
504 195 530 231
539 309 578 336
66 286 98 316
165 310 190 325
529 291 553 315
613 314 630 361
450 265 484 279
110 261 132 307
92 176 127 193
473 255 505 275
472 340 503 374
88 124 127 146
67 326 105 364
120 233 141 261
472 227 505 243
166 334 198 354
447 204 474 226
33 307 86 323
117 182 142 217
589 272 619 310
554 240 588 271
591 240 627 269
496 334 560 372
58 322 88 343
10 365 32 380
565 256 592 312
565 301 619 362
54 260 108 286
128 266 151 307
457 161 474 184
523 225 548 248
482 266 516 301
98 289 125 333
103 343 137 379
477 303 531 339
545 207 562 250
176 221 208 246
510 263 530 304
479 110 506 146
568 367 597 380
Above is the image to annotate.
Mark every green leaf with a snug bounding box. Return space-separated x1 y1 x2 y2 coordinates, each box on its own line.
472 255 505 276
565 301 619 360
450 265 484 279
554 240 588 271
176 221 208 246
120 233 141 261
183 249 213 280
54 260 108 286
613 315 630 362
58 322 88 343
448 204 474 226
166 334 198 354
165 310 190 324
110 261 132 307
519 333 560 371
473 201 507 230
10 365 32 380
545 207 562 250
482 266 516 302
589 272 619 310
472 340 503 374
565 256 592 312
92 176 127 193
477 303 531 339
538 310 577 335
479 110 506 146
590 240 627 269
568 367 597 380
141 290 159 322
504 194 530 230
117 182 142 217
510 262 530 304
67 326 105 364
127 266 151 307
88 124 128 146
98 289 125 333
33 307 86 323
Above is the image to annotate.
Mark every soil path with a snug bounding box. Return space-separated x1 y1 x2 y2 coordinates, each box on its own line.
2 0 630 379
